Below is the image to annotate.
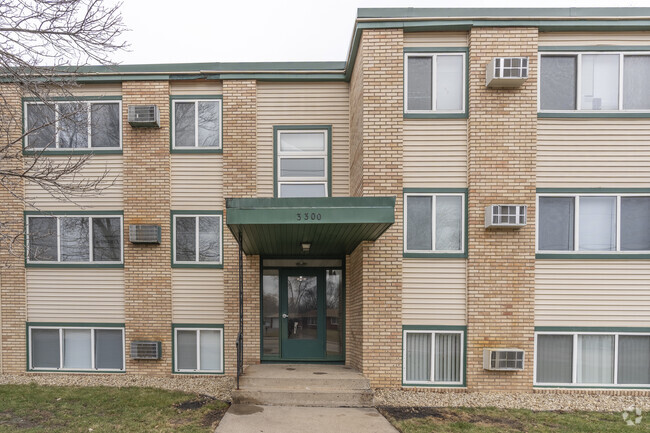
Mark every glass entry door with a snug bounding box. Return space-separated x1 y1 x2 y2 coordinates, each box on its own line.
281 270 324 359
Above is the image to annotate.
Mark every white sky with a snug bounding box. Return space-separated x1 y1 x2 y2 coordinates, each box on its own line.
113 0 650 65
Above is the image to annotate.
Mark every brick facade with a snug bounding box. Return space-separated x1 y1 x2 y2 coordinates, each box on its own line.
466 28 538 391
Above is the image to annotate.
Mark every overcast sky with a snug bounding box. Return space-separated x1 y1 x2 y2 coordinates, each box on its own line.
113 0 650 65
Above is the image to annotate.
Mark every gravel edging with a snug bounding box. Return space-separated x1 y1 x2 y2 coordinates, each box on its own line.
0 374 234 402
374 388 650 412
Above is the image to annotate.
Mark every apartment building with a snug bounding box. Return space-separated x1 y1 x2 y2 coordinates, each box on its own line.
2 7 650 394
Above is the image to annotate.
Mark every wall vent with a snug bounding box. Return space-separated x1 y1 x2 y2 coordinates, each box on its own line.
129 224 161 244
486 57 529 88
485 205 527 229
483 349 525 371
128 105 160 127
130 341 161 360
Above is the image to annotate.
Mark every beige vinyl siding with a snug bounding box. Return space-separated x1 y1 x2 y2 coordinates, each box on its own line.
24 155 123 210
48 83 121 97
536 260 650 327
170 80 223 95
172 269 224 323
537 119 650 188
539 31 650 46
404 32 468 47
257 81 350 197
403 258 466 326
403 119 467 188
26 269 124 322
170 155 223 209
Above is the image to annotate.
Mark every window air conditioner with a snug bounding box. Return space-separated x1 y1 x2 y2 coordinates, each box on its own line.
486 57 529 88
130 341 161 360
483 349 525 371
129 224 161 244
128 105 160 127
485 205 527 229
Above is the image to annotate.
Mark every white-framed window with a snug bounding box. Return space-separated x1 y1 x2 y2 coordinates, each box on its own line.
29 326 125 371
404 52 466 114
174 327 223 373
539 52 650 112
173 214 222 265
276 129 328 198
535 331 650 387
172 99 222 149
403 330 464 385
25 100 122 150
404 193 465 253
26 215 123 264
536 194 650 253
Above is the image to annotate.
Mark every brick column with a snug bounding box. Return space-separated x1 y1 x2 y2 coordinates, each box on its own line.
122 81 172 375
222 80 260 375
466 28 538 391
347 29 404 388
0 84 26 373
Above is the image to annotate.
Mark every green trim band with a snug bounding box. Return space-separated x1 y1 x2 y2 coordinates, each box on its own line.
534 385 650 390
22 96 122 102
403 253 467 258
24 210 124 215
403 47 468 53
404 188 468 193
25 263 125 269
539 112 650 118
536 253 650 259
27 322 125 327
23 149 123 156
536 326 650 333
169 95 223 100
404 113 468 119
539 45 650 52
170 210 224 269
537 188 650 193
403 325 467 331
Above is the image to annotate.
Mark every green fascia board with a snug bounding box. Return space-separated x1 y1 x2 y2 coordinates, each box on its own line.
357 7 650 19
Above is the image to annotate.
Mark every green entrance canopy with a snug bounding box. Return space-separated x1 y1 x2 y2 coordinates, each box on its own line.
225 197 395 256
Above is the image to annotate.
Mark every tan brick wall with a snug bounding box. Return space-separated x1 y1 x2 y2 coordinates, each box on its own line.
222 80 260 375
347 29 404 388
122 81 172 375
0 84 26 373
466 28 538 391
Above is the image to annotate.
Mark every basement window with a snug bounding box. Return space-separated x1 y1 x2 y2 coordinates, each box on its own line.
174 327 223 373
403 330 464 385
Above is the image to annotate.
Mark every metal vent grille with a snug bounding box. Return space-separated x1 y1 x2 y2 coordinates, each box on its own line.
485 205 527 229
483 349 525 371
130 341 161 360
129 224 161 244
494 57 528 78
128 105 160 127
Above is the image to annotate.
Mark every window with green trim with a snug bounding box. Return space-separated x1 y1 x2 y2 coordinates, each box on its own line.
173 214 222 265
172 99 222 149
404 193 464 253
174 327 223 373
403 330 464 385
25 101 121 150
26 215 123 264
276 129 328 198
404 52 465 114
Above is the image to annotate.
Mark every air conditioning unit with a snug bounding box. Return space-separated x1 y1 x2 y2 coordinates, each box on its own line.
486 57 529 88
130 341 161 360
483 349 525 371
129 224 161 244
485 205 527 229
128 105 160 127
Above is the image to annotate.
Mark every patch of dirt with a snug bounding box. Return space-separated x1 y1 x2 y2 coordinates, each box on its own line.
201 404 230 429
379 406 527 431
0 409 50 429
174 395 215 410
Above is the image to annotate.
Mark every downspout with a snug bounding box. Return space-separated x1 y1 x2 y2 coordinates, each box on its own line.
236 230 244 390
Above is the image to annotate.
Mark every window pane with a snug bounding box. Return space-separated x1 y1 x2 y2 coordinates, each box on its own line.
581 54 619 110
540 56 577 110
406 196 432 251
90 103 120 148
538 197 575 251
95 329 123 370
63 329 91 369
621 197 650 251
618 335 650 385
198 216 220 262
28 217 58 261
405 333 431 382
435 196 462 251
536 335 573 384
92 217 121 261
174 102 195 147
26 104 55 149
175 217 196 261
436 55 463 111
58 103 88 148
60 217 89 262
177 330 197 370
577 335 614 384
32 329 60 369
407 57 432 111
326 269 343 356
434 333 461 382
623 56 650 110
579 196 616 251
280 158 325 178
279 183 326 198
279 133 325 152
197 101 220 147
199 330 221 371
262 269 280 356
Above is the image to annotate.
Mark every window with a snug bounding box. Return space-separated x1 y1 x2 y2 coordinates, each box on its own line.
172 99 222 149
405 53 465 113
539 53 650 111
276 129 328 198
25 101 121 150
174 327 223 373
535 332 650 387
537 194 650 253
173 213 222 265
403 330 464 385
27 215 123 264
404 193 464 253
29 326 124 371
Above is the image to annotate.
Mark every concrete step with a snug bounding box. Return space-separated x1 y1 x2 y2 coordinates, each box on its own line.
239 375 370 390
231 388 375 408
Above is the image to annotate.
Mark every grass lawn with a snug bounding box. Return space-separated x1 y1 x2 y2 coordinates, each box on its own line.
380 406 648 433
0 384 229 432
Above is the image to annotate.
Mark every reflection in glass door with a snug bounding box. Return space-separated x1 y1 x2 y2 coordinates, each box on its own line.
287 275 318 340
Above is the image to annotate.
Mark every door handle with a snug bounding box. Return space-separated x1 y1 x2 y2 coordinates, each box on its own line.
282 314 289 319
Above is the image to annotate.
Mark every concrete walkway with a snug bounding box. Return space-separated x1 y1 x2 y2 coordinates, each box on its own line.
215 404 398 433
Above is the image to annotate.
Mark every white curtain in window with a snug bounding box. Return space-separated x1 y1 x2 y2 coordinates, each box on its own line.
63 329 91 369
434 333 460 382
620 197 650 251
623 55 650 110
577 335 614 384
538 197 575 251
618 335 650 385
436 55 463 111
581 54 619 110
579 196 616 251
177 330 197 370
536 334 573 384
407 57 433 111
405 333 431 382
435 196 462 251
406 196 432 251
199 330 221 371
540 56 577 110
